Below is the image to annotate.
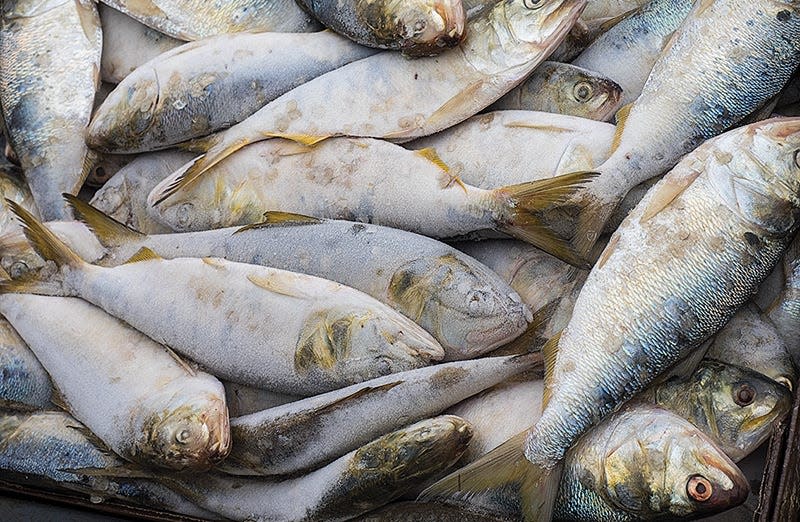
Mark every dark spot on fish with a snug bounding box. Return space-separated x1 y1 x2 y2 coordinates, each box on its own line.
743 232 760 248
414 73 419 80
777 10 791 22
351 223 366 235
428 367 468 390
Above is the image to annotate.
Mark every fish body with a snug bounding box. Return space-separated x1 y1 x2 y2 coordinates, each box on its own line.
295 0 465 55
0 294 230 470
89 31 378 153
98 0 320 40
487 62 623 121
767 234 800 365
0 317 52 411
0 164 37 236
572 0 694 106
167 416 472 522
148 0 587 203
223 354 537 476
223 381 300 418
0 0 101 220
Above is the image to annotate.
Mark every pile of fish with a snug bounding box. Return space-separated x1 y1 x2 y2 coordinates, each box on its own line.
0 0 799 520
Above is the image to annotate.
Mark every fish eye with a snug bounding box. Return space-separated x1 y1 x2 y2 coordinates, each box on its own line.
687 475 713 502
467 290 489 314
8 261 30 278
733 383 756 406
776 376 793 391
523 0 546 9
573 82 594 103
794 149 800 169
175 428 191 444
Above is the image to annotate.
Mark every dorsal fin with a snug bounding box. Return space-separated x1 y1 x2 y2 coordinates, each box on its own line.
233 212 322 234
63 193 144 247
541 331 562 409
639 169 701 223
123 247 161 264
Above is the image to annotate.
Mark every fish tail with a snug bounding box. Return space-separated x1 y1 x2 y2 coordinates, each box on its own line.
418 431 563 521
63 193 144 247
494 171 599 269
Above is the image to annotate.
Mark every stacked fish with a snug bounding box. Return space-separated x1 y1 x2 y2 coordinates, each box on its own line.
0 0 799 520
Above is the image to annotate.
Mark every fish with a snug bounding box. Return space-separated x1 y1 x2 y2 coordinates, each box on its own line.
706 303 797 390
148 136 595 266
164 416 473 521
147 0 587 204
407 110 614 189
66 198 532 360
421 117 800 519
766 233 800 366
222 354 538 476
294 0 465 56
0 316 52 411
223 381 300 418
0 0 102 220
0 293 230 471
486 62 623 121
97 0 320 40
88 30 378 153
533 1 800 264
572 0 695 106
99 4 182 84
3 202 444 395
0 411 220 518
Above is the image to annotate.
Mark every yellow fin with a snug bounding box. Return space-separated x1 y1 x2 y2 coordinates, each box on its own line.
611 103 632 153
162 344 196 377
247 273 307 299
639 169 701 223
495 172 599 269
260 132 330 147
419 431 561 521
415 147 468 193
596 233 620 270
6 199 84 269
541 331 562 410
233 212 322 234
425 80 485 131
201 257 226 269
123 247 161 264
63 194 144 247
503 122 575 134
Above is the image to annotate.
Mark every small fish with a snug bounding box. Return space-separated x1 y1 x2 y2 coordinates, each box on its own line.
98 0 320 40
164 416 473 522
0 317 52 411
295 0 465 56
487 62 623 121
767 234 800 366
3 202 444 395
147 0 586 204
0 0 102 219
222 354 538 476
89 31 378 153
0 294 230 471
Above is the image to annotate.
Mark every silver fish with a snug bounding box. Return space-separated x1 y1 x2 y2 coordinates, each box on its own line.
767 233 800 366
0 316 51 411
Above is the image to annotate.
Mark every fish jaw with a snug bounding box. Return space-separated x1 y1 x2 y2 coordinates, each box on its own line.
395 0 467 56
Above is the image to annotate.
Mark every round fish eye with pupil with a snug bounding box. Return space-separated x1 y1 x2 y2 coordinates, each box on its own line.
734 383 756 406
523 0 545 9
573 82 593 102
176 429 191 444
687 475 713 502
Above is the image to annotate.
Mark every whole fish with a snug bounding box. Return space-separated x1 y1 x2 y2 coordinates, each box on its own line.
148 137 594 265
407 110 614 189
147 0 586 204
66 198 532 360
0 317 52 411
98 0 320 40
223 381 300 418
0 0 102 220
295 0 465 55
222 354 537 476
165 416 472 522
0 411 220 519
99 4 182 84
533 0 800 264
3 203 444 395
0 294 230 471
486 62 623 121
89 31 378 153
706 303 796 390
767 234 800 365
422 118 800 519
572 0 694 106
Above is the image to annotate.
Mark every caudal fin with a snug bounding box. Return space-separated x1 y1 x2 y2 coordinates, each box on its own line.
63 193 145 248
419 431 563 521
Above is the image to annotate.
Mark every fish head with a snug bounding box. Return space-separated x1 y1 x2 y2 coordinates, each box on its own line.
294 305 444 382
557 70 622 122
383 0 466 55
137 385 230 471
0 228 46 278
87 71 160 152
708 117 800 237
387 254 531 357
601 407 749 519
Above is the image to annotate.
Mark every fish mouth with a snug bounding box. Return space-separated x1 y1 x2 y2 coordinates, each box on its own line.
697 453 750 511
205 404 232 464
595 79 624 121
402 2 466 56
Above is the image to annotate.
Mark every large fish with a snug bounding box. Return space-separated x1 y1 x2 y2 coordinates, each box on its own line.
2 203 444 395
0 294 230 471
295 0 465 55
0 0 102 220
422 118 800 519
147 0 586 205
66 199 532 360
89 31 378 153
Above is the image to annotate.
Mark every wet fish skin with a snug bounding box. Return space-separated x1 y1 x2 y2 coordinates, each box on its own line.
98 0 320 40
0 0 101 220
766 234 800 367
89 31 378 153
0 163 37 236
487 62 623 121
296 0 466 56
0 317 52 411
